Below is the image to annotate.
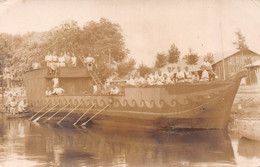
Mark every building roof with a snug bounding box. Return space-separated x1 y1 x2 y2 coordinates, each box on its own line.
212 49 260 66
244 60 260 68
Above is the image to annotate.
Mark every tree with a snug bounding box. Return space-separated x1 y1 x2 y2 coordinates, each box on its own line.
117 57 136 77
233 30 248 51
167 43 180 64
0 18 130 83
203 52 215 64
137 63 152 77
184 49 199 65
155 52 167 68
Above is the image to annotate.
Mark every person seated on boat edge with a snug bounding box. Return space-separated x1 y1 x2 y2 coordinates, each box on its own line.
148 71 156 85
110 85 120 95
104 80 111 94
84 54 96 71
135 73 145 85
44 50 52 68
192 71 200 83
176 66 185 83
200 65 209 82
45 87 52 96
165 66 174 79
71 53 77 67
202 60 216 81
58 53 66 67
52 87 65 95
162 73 174 84
64 51 71 67
48 54 59 74
17 99 28 113
144 74 154 86
157 70 163 82
184 66 192 83
126 75 136 85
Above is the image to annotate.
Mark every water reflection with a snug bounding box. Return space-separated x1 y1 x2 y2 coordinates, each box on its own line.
0 116 237 167
238 137 260 158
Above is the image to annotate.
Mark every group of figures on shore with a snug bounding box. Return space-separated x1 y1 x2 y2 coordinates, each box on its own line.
126 61 216 86
5 88 27 115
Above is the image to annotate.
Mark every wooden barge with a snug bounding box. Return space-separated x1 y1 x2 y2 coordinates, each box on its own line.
23 67 247 129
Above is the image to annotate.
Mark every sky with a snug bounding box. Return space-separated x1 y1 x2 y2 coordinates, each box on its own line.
0 0 260 66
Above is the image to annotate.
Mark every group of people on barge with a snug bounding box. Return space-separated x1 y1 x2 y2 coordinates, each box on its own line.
126 61 216 86
41 51 77 73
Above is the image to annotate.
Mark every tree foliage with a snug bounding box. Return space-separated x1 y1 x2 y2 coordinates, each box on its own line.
233 30 248 51
184 49 199 65
155 52 167 68
167 43 180 64
0 18 130 82
203 52 215 64
116 58 136 77
137 63 152 77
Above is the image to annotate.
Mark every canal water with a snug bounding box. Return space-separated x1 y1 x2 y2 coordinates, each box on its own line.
0 115 259 167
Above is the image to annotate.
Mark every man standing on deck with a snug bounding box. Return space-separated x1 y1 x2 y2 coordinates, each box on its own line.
45 51 52 68
71 53 77 67
176 66 185 83
84 54 95 71
184 66 192 83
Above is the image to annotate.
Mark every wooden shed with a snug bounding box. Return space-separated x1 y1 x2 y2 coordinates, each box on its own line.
23 67 94 106
212 49 260 80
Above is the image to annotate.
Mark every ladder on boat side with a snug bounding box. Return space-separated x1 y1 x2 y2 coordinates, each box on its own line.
79 55 105 94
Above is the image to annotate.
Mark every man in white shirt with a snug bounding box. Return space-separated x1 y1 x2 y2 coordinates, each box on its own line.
93 85 98 94
84 55 95 71
71 53 77 67
32 62 41 70
52 77 59 88
18 99 27 113
135 74 145 85
200 65 209 82
110 86 120 95
45 52 52 67
166 67 173 79
192 71 200 83
52 87 65 95
184 66 192 83
45 87 52 96
58 54 66 67
127 75 136 85
176 66 185 83
162 73 173 84
157 70 163 82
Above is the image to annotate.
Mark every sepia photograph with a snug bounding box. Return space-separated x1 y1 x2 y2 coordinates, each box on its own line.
0 0 260 166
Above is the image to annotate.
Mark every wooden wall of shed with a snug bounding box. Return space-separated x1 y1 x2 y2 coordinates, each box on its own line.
23 69 47 106
213 51 260 80
46 77 94 95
